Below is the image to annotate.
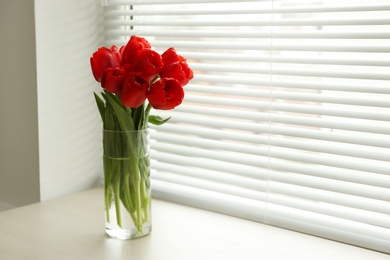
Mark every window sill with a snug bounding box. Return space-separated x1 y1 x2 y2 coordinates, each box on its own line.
0 188 387 260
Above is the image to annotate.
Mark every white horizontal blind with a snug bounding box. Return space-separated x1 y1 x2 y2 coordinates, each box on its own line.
103 0 390 253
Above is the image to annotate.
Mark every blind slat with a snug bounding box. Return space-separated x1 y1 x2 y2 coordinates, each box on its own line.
267 205 390 252
106 18 390 27
153 165 390 221
154 129 390 162
152 167 267 197
184 92 390 108
105 39 390 53
106 0 264 5
181 52 390 66
269 171 390 201
152 149 262 179
190 63 390 80
107 30 390 39
152 179 267 221
152 140 390 175
153 161 265 190
153 145 390 188
105 4 390 16
267 193 390 228
182 95 390 121
193 75 390 94
159 114 390 148
152 154 389 215
153 153 390 203
162 111 390 135
153 166 390 229
157 123 390 154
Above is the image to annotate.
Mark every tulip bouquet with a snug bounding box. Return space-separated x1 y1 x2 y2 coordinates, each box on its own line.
90 36 193 237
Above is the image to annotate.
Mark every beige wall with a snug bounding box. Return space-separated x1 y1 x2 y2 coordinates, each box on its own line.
35 0 104 201
0 0 105 210
0 0 41 210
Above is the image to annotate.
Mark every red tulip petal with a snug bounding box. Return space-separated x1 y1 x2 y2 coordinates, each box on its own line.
147 78 184 110
120 74 149 108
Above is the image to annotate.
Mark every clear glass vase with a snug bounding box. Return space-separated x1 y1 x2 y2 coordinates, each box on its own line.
103 129 151 239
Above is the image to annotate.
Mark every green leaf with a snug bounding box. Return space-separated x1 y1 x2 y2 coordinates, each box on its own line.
105 93 135 131
94 92 105 124
132 103 144 130
104 90 123 108
104 96 117 131
138 108 145 130
148 115 171 126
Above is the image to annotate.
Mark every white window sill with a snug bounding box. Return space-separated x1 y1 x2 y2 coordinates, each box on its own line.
0 188 387 260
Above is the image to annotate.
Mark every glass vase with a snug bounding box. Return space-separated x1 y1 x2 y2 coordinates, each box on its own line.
103 129 151 239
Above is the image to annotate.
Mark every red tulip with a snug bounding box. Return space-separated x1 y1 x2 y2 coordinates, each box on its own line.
120 74 149 108
132 49 163 82
90 46 121 82
160 61 193 86
101 67 126 94
121 36 152 65
161 47 186 65
147 78 184 110
160 47 193 86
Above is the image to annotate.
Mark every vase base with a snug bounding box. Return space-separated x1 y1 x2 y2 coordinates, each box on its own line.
105 226 151 240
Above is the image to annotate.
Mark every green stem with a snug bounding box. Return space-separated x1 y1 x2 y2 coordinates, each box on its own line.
105 185 112 223
139 156 150 223
113 180 122 228
122 160 138 226
140 180 150 223
144 103 152 128
129 154 143 233
111 159 122 228
104 155 115 223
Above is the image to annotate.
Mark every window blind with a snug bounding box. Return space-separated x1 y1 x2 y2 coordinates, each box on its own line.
103 0 390 253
